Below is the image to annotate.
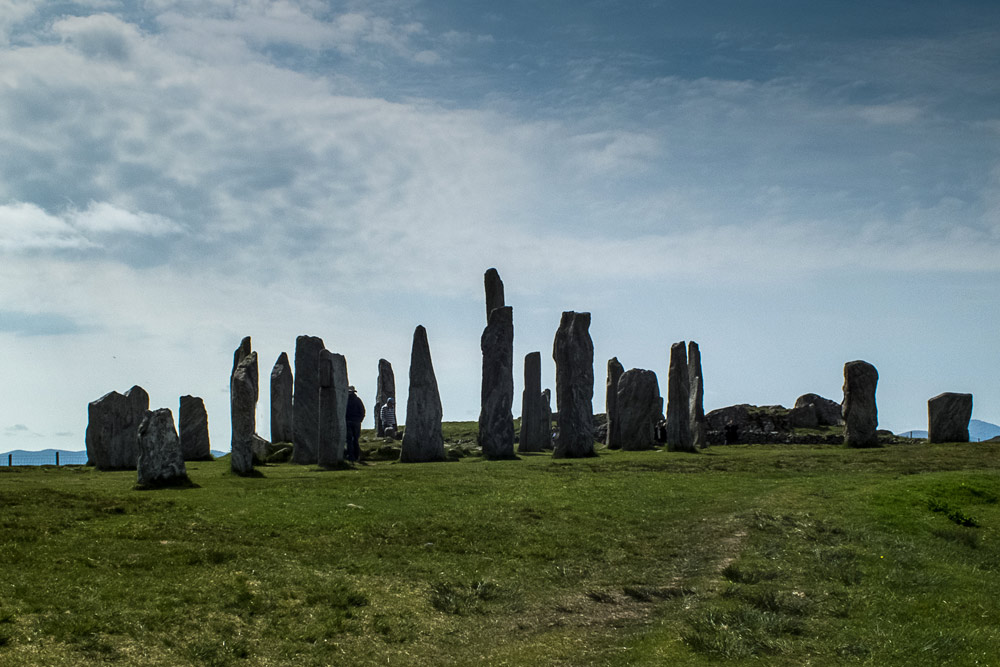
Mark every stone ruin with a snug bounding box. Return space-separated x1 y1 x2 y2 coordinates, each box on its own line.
318 349 348 468
666 342 695 452
843 360 879 448
86 385 149 470
518 352 549 453
928 392 973 443
230 343 258 475
178 395 211 461
605 357 624 450
552 311 595 458
270 352 293 444
374 358 396 437
400 325 445 462
617 368 661 451
136 407 189 487
479 305 516 460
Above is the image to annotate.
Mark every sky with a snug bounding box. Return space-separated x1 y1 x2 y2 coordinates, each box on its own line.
2 0 999 454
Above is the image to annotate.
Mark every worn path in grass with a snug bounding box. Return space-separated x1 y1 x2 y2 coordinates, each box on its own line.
1 436 998 666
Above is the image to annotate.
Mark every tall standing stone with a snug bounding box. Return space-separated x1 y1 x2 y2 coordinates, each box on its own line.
318 350 349 467
552 311 596 458
617 368 661 451
666 342 695 452
479 306 515 459
293 335 324 465
541 388 553 449
400 326 445 462
230 352 258 474
928 392 973 443
688 341 707 449
85 385 149 470
178 395 211 460
270 352 294 443
605 357 625 449
232 336 257 401
519 352 546 453
484 268 505 321
374 359 396 437
842 360 879 448
137 408 189 487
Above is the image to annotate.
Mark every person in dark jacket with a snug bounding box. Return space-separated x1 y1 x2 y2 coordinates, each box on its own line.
345 386 365 463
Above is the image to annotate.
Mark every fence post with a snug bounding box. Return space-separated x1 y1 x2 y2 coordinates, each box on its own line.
56 451 60 466
7 454 10 466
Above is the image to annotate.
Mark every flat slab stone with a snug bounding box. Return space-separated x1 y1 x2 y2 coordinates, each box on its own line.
928 392 973 443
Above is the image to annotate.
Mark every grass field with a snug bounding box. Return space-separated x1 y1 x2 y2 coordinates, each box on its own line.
1 425 999 666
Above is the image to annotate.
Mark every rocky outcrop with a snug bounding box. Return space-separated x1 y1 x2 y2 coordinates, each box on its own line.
293 335 324 465
617 368 661 451
86 385 149 470
136 408 189 487
400 326 445 462
928 392 973 443
178 395 211 461
270 352 294 444
789 393 843 429
605 357 624 450
843 360 879 448
552 311 595 458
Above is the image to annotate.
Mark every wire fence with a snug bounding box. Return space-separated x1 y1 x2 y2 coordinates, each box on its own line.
1 451 89 467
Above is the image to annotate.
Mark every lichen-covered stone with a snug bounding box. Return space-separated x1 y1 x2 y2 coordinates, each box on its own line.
137 408 188 487
617 368 661 451
86 385 149 470
400 326 445 462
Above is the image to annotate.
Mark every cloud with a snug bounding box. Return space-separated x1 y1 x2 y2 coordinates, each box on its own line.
4 423 42 437
0 202 93 251
0 310 86 337
68 201 183 235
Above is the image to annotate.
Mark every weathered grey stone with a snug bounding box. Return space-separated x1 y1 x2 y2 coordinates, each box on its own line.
519 352 547 453
293 335 324 465
790 393 843 428
136 408 188 487
251 434 270 465
400 326 445 462
928 392 973 443
688 341 707 449
231 336 257 402
666 342 695 452
318 350 349 468
484 267 505 321
374 359 396 437
617 368 661 451
231 352 258 474
178 395 211 460
86 385 149 470
478 306 515 459
541 388 553 449
605 357 625 450
842 360 879 448
552 311 596 458
270 352 293 444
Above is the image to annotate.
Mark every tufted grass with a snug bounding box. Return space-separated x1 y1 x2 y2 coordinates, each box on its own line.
1 427 999 665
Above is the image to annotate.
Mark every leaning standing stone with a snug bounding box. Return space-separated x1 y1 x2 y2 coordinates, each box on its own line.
552 311 596 458
270 352 294 444
484 267 505 321
231 352 258 474
293 335 324 464
318 350 349 467
617 368 661 451
928 392 973 443
605 357 625 449
518 352 545 453
666 342 695 452
400 326 445 462
842 360 879 448
374 358 396 437
479 306 515 459
137 408 189 487
178 395 211 460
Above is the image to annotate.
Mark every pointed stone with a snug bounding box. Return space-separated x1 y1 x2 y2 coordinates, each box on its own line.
270 352 294 443
552 311 596 458
605 357 625 449
666 342 695 452
293 335 324 464
230 352 258 475
231 336 256 402
842 360 879 448
617 368 661 451
318 350 349 468
374 359 396 437
178 395 211 460
137 408 188 487
400 326 445 462
928 392 973 443
479 306 515 459
484 267 505 321
519 352 546 453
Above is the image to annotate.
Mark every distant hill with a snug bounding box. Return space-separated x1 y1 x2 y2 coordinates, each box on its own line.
897 419 1000 442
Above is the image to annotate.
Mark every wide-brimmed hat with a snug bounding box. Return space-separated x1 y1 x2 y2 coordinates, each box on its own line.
348 386 356 393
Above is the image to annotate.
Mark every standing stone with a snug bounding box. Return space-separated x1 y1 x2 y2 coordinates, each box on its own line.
232 336 257 401
928 392 973 443
519 352 546 453
552 311 596 458
484 267 505 321
400 326 445 462
318 350 349 467
842 360 879 448
605 357 625 449
85 385 149 470
374 359 396 437
270 352 293 444
540 388 553 449
617 368 661 451
178 395 211 460
688 341 707 449
666 342 695 452
479 306 515 459
231 352 258 474
293 335 324 465
136 408 188 487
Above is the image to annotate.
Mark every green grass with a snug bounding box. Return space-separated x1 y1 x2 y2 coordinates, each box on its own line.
1 426 999 665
